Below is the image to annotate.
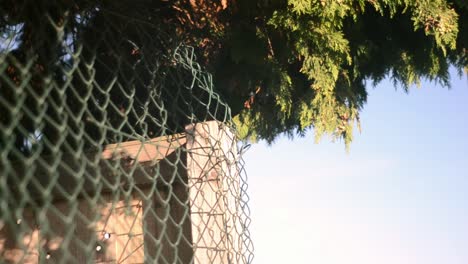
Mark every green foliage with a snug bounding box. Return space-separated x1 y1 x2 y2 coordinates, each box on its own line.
2 0 465 149
208 0 467 148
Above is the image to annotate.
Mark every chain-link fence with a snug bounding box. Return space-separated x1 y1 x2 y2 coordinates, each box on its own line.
0 2 253 263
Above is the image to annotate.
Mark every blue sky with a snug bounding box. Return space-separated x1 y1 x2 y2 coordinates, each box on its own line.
244 71 468 264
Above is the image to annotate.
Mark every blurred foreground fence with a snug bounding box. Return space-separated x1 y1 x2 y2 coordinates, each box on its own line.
0 2 253 263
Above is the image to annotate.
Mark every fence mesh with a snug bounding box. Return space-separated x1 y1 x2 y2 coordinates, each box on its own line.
0 2 253 263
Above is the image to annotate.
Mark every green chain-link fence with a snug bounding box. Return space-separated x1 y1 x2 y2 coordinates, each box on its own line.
0 1 253 263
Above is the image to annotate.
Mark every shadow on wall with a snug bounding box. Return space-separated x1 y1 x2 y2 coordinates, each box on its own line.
0 135 193 263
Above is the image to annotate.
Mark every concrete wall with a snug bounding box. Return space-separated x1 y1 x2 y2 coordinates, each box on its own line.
0 121 246 263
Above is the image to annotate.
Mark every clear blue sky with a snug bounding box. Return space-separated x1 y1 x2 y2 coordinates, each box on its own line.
244 70 468 264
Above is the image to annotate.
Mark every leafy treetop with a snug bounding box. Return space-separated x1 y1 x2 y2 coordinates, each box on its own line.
1 0 467 150
192 0 467 148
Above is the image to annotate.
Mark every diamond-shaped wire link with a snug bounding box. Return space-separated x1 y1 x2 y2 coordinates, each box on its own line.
1 2 253 264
